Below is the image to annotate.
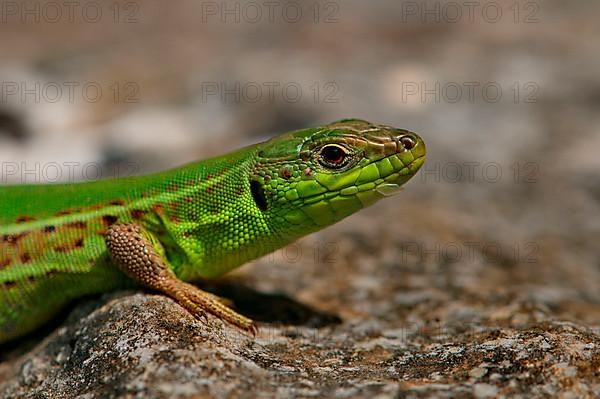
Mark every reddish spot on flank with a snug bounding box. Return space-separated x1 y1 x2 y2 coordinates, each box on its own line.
16 215 36 223
66 221 87 229
20 252 32 263
102 215 119 226
130 209 146 220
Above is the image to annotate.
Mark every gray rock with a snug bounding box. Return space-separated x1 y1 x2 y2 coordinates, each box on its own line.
1 291 599 398
1 1 600 398
474 383 498 398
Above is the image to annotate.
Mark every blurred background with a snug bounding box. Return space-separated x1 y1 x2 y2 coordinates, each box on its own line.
1 0 599 332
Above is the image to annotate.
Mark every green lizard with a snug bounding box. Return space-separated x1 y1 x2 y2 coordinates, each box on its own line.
0 119 425 343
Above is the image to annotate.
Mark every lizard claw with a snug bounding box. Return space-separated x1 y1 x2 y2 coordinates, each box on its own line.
246 322 259 337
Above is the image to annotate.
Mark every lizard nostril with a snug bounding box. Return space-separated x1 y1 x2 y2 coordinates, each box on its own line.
400 135 416 150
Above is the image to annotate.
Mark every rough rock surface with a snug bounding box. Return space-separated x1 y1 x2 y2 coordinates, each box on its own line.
1 0 600 398
1 205 599 398
1 292 598 399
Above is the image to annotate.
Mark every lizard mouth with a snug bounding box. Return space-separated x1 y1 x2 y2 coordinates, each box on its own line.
374 153 426 197
337 152 425 202
275 152 425 228
295 152 426 207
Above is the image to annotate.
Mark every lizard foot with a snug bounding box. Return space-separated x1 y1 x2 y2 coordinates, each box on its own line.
106 223 258 336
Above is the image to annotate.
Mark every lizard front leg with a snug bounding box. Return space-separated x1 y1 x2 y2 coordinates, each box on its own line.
105 223 257 335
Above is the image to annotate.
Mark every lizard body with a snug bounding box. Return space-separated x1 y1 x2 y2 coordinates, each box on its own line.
0 119 425 342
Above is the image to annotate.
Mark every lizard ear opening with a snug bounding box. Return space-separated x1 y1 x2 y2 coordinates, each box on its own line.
250 180 268 211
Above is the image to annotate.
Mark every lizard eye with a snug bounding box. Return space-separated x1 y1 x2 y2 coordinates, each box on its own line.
319 144 348 169
400 135 416 150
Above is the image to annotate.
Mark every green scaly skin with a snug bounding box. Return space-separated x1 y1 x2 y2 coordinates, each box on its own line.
0 119 425 343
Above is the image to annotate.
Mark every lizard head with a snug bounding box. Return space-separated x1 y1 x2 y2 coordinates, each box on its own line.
250 119 426 235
